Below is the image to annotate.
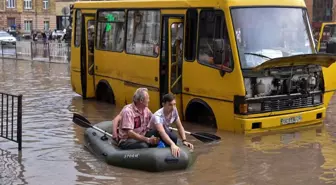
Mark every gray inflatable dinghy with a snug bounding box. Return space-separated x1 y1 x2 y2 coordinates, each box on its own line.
84 121 195 172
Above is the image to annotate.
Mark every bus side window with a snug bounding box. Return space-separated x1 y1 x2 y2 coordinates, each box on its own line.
96 10 125 52
126 10 161 57
74 10 82 47
197 10 233 70
184 9 198 61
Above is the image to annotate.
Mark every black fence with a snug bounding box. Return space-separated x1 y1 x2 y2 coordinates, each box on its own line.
0 93 22 151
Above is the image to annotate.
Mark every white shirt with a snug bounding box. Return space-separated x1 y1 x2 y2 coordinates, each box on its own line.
148 107 179 130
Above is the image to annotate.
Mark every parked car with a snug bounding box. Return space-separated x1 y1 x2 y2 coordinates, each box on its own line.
0 31 16 45
7 30 17 37
52 30 65 40
21 32 32 40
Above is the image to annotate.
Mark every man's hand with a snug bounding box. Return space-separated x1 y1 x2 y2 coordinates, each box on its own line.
112 112 122 139
148 136 159 145
170 143 180 158
182 141 194 150
112 135 119 142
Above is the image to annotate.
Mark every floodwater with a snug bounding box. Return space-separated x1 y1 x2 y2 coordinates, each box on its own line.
1 59 336 185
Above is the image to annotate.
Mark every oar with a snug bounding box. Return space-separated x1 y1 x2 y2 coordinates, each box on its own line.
169 127 221 143
72 113 113 138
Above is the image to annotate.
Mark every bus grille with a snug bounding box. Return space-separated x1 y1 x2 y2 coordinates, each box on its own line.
263 96 314 112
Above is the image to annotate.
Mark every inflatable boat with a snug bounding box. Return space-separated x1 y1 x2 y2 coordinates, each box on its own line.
83 121 195 172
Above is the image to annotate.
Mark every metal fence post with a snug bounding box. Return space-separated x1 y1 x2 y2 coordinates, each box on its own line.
30 42 33 60
67 43 70 63
15 42 18 59
17 94 22 151
48 42 51 62
1 42 3 58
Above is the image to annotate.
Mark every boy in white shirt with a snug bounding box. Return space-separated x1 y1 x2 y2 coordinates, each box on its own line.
147 93 193 157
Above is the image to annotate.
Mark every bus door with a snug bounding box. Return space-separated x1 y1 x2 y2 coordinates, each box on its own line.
317 23 336 54
80 15 95 98
160 17 184 116
317 23 336 107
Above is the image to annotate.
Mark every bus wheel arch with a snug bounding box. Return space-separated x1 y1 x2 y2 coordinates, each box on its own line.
96 80 115 104
185 98 217 128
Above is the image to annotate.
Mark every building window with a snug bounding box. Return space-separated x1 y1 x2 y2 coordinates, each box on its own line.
7 18 15 28
24 0 32 9
7 0 15 8
44 21 49 31
43 0 48 9
74 10 82 47
126 10 160 57
96 10 125 52
24 20 33 31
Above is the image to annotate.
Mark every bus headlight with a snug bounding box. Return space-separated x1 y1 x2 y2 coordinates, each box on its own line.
238 103 262 114
248 103 262 112
314 94 322 104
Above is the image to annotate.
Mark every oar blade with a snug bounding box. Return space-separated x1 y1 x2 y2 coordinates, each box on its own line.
191 132 221 143
73 113 91 124
72 113 92 128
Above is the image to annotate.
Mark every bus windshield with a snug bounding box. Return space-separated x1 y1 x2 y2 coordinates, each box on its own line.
231 7 313 69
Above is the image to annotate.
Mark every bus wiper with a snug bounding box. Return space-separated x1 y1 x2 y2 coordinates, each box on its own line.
244 52 272 60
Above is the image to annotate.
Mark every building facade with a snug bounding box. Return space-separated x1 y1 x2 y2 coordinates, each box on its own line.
305 0 335 33
0 0 56 34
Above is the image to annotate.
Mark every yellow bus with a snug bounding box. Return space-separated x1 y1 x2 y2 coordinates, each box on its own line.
70 0 336 134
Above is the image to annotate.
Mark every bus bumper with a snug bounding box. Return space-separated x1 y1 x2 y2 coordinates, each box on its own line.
235 107 326 134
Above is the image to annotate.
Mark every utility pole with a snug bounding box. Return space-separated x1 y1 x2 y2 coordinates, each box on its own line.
35 0 37 31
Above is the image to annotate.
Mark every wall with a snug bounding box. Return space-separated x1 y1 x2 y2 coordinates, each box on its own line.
20 13 36 32
0 0 5 12
0 13 21 29
305 0 313 24
36 0 55 14
55 1 72 16
36 14 56 30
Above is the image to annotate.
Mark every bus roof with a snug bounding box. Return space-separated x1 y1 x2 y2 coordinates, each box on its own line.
73 0 306 9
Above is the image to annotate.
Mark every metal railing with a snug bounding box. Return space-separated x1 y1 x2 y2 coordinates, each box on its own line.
0 93 22 151
0 41 70 64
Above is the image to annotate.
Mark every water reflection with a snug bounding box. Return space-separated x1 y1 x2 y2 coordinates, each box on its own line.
0 149 27 185
242 125 336 185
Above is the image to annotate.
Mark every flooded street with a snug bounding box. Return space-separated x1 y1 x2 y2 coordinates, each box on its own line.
2 59 336 185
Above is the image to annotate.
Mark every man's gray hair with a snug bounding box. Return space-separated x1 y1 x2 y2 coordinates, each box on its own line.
133 88 148 103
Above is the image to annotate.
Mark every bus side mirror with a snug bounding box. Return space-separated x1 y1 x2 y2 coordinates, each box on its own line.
213 39 229 77
213 39 225 64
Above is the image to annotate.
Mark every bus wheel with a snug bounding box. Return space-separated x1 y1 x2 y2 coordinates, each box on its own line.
185 100 217 128
96 81 115 104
